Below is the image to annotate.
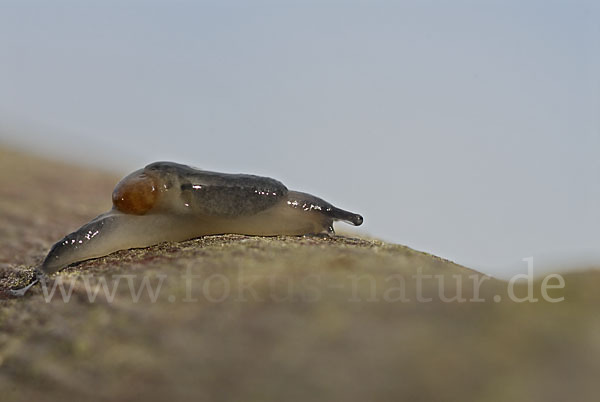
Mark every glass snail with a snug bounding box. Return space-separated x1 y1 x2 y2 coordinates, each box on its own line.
40 162 363 275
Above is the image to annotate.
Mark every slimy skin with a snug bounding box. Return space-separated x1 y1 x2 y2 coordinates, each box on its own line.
40 162 363 274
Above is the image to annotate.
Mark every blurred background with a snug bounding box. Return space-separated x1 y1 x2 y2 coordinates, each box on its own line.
0 0 598 279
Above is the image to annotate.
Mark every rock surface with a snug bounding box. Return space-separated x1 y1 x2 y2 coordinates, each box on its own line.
0 147 598 402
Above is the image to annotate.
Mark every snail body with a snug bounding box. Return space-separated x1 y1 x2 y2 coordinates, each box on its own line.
41 162 363 274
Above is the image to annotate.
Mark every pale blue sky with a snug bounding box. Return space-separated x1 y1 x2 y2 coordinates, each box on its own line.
1 0 598 278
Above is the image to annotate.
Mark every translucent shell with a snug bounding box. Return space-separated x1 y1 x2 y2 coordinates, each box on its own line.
112 172 158 215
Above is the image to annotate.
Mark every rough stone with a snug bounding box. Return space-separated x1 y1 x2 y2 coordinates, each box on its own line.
0 147 598 402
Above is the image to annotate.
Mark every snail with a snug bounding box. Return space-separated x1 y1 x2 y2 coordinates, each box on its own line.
12 162 362 295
